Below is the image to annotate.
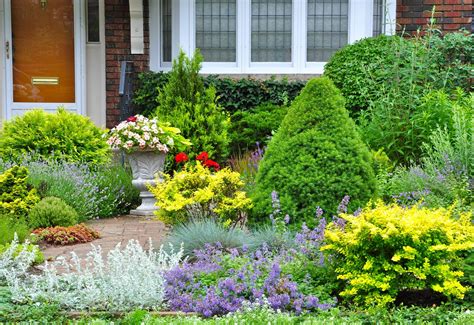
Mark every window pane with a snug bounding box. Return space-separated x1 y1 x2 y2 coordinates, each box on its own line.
373 0 385 36
196 0 237 62
162 0 172 62
307 0 348 62
87 0 100 42
251 0 292 62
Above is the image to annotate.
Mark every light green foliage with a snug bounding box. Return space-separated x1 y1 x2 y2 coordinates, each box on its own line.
361 89 473 165
252 77 376 225
28 197 79 229
0 243 44 265
150 162 252 226
0 166 39 216
153 50 230 162
229 103 288 154
0 217 30 245
322 203 474 307
0 108 110 165
382 99 473 210
324 35 402 113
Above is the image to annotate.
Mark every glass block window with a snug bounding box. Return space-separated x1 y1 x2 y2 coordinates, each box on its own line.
373 0 385 36
162 0 172 63
251 0 292 62
307 0 348 62
87 0 100 43
196 0 237 62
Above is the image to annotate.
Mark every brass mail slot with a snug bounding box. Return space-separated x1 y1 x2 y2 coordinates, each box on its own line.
31 77 59 85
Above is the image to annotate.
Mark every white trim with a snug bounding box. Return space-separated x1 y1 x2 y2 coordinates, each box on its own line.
385 0 397 35
149 0 160 70
3 0 86 118
150 0 388 75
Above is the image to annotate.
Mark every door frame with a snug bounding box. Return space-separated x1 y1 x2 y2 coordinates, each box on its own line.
3 0 86 119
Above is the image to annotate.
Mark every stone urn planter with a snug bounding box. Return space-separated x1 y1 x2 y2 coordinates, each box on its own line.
125 149 166 216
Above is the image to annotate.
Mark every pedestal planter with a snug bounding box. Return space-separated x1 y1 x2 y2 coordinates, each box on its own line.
125 150 166 216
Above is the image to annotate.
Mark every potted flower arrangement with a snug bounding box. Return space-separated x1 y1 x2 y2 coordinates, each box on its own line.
107 115 190 215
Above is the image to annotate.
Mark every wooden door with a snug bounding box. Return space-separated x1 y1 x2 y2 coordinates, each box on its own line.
11 0 75 103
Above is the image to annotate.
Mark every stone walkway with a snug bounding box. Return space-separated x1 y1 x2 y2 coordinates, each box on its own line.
41 216 168 262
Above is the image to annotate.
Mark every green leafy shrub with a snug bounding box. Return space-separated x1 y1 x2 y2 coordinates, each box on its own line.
28 197 79 229
360 89 472 165
381 100 473 210
0 108 110 164
325 31 473 117
0 217 30 245
252 77 376 225
152 50 230 163
322 203 474 307
0 166 39 216
149 162 252 226
134 72 305 115
324 35 402 113
229 103 288 154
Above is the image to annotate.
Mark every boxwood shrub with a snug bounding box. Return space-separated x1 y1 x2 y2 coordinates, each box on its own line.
251 77 376 225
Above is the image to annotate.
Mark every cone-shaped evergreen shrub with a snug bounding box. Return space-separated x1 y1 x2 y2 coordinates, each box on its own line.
251 77 376 225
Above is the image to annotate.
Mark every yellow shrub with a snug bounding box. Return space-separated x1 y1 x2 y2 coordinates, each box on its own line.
322 202 474 307
149 162 252 226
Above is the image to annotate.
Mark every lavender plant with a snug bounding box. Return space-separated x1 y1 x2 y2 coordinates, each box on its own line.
0 158 139 221
6 239 183 312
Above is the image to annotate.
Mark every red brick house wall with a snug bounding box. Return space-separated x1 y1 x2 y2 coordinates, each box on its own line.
105 0 149 128
397 0 472 33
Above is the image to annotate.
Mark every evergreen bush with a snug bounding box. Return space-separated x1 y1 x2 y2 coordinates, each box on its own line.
28 197 79 229
0 166 39 217
152 50 230 163
252 77 376 225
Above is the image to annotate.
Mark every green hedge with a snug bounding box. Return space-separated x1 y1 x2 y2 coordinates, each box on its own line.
134 72 306 115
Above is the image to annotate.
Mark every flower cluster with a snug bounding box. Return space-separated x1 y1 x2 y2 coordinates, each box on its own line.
107 115 190 153
163 242 334 317
175 151 221 171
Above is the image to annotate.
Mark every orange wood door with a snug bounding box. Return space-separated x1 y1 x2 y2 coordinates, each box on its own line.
12 0 75 103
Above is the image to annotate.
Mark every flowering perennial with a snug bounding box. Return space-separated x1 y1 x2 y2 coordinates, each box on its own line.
106 115 190 153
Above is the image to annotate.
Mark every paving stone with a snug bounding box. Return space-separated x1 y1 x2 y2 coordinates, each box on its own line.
40 216 167 270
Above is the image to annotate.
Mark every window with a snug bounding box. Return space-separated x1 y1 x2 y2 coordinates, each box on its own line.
87 0 100 43
373 0 386 36
161 0 172 63
251 0 292 62
307 0 348 62
196 0 237 62
151 1 395 74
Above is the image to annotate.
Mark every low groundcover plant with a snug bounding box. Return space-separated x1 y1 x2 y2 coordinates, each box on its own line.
4 239 183 312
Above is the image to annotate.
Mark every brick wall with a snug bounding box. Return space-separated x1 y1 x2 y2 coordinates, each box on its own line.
105 0 149 128
397 0 472 33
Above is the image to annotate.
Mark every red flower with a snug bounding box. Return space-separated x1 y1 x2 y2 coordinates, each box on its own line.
204 159 220 171
127 116 137 122
196 152 209 162
175 152 189 163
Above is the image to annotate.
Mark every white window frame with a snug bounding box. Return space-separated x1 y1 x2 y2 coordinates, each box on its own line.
150 0 397 74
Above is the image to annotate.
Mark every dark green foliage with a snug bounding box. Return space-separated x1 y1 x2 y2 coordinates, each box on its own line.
252 77 376 225
152 50 230 162
0 217 30 245
324 35 401 113
134 72 305 115
0 108 110 165
0 166 39 217
229 103 288 153
28 197 79 229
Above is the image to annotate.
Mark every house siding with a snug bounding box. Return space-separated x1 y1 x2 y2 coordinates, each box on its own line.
397 0 472 33
104 0 149 128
